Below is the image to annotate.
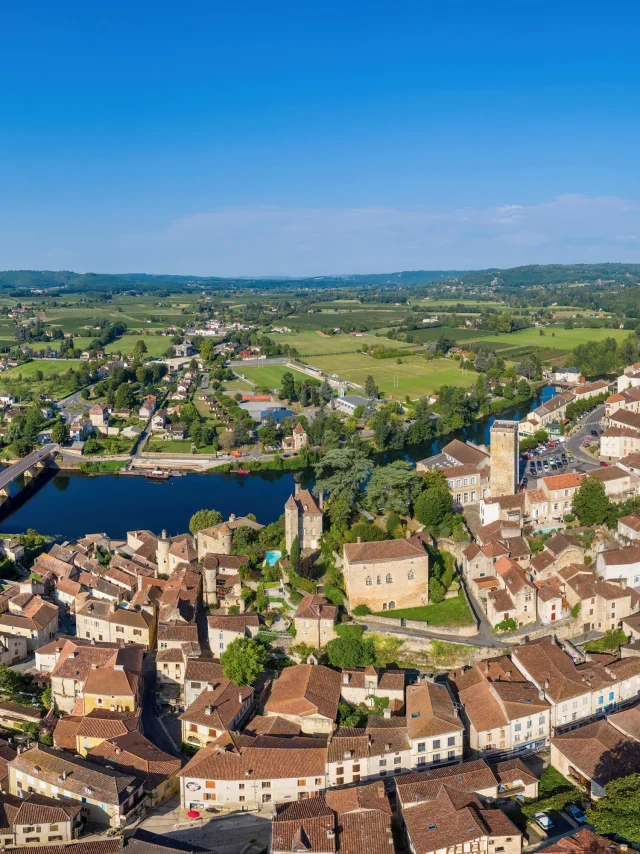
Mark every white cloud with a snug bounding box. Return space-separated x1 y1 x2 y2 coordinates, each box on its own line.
21 194 640 277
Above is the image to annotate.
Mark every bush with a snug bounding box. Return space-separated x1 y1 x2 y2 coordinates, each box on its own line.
563 512 576 523
353 604 371 616
345 523 387 543
495 617 517 632
386 513 402 534
429 577 445 604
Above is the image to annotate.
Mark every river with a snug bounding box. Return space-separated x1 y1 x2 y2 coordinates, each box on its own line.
0 386 555 541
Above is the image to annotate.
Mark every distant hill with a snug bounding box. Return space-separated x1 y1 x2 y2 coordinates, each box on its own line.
1 262 640 294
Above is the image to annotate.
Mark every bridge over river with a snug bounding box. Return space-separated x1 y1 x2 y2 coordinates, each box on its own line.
0 444 57 499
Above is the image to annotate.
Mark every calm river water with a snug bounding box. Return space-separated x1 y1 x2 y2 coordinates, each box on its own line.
0 386 555 540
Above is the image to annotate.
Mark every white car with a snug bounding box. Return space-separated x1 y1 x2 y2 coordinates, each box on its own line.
534 812 554 831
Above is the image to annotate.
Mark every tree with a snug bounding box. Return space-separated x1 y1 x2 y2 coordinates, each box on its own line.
51 420 70 445
296 556 317 579
587 773 640 842
289 535 301 567
366 460 422 515
133 339 148 359
319 379 333 404
326 635 376 669
114 383 136 410
189 508 223 536
429 577 445 604
221 637 268 686
365 375 379 399
0 665 23 697
572 477 614 526
313 448 372 506
280 371 297 401
414 485 453 529
233 421 252 447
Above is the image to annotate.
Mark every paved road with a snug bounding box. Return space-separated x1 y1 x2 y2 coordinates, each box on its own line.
564 404 606 467
57 386 94 422
0 444 58 491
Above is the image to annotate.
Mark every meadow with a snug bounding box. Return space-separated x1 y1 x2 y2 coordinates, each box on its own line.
0 359 84 400
232 363 310 390
270 329 413 357
465 325 630 352
286 308 408 330
407 327 491 345
309 353 472 398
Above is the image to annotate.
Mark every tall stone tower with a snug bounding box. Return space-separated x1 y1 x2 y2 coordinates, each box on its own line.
285 493 300 555
157 530 170 575
490 420 519 497
217 522 233 555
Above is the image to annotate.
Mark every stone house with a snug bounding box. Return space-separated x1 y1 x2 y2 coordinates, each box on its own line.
183 658 226 708
151 410 167 431
8 745 146 829
596 545 640 588
282 422 308 452
264 664 341 735
405 681 464 769
0 792 82 847
449 657 551 757
325 719 412 786
197 514 264 559
207 613 259 655
538 472 584 524
485 556 536 629
52 708 141 756
88 403 110 428
285 485 323 553
0 595 58 652
293 595 338 648
180 681 254 748
342 537 429 613
535 576 569 625
340 666 405 712
617 514 640 543
138 395 157 419
559 564 639 633
76 599 156 650
587 465 640 499
179 732 327 812
0 633 28 666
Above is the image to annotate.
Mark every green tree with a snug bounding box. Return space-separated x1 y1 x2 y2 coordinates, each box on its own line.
189 508 223 536
289 535 301 567
51 420 70 445
133 339 148 359
313 447 372 506
114 383 136 410
233 421 252 447
429 577 445 604
0 665 23 697
587 773 640 842
414 486 453 529
365 375 379 399
572 477 614 526
326 635 376 669
366 460 422 515
220 636 268 686
280 371 297 401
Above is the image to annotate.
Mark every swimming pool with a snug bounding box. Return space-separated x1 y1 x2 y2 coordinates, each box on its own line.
265 550 282 566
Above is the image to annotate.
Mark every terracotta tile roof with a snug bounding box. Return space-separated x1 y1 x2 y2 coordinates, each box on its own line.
545 533 582 555
600 545 640 566
178 733 328 781
476 520 521 544
406 681 463 740
491 758 538 787
207 614 259 632
512 637 595 703
610 410 640 430
9 745 141 805
7 841 122 854
294 595 338 622
326 728 370 762
551 719 640 786
619 515 640 533
525 487 548 503
542 828 626 854
0 700 42 721
535 577 564 602
157 622 198 643
265 664 341 721
242 716 301 737
344 536 427 564
488 588 515 614
201 554 245 571
366 719 410 756
12 792 83 825
441 439 489 466
56 577 83 597
184 658 224 683
530 551 555 574
607 705 640 741
179 680 253 731
588 466 631 483
602 426 640 438
88 731 181 793
542 472 584 490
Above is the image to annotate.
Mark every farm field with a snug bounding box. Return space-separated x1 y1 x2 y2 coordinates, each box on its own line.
408 327 491 345
233 363 310 390
0 359 84 400
286 308 408 330
465 325 630 352
309 353 472 397
270 330 413 356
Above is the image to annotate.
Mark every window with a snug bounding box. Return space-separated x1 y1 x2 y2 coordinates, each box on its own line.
239 796 245 802
433 753 440 763
418 742 425 753
297 779 306 786
204 793 215 801
386 574 393 583
408 570 415 580
394 757 401 765
206 781 215 788
262 794 271 803
377 576 381 585
315 778 322 785
191 682 202 690
448 750 456 759
432 739 441 749
366 577 372 586
379 759 386 767
261 782 271 789
448 736 455 746
353 764 360 772
336 777 344 785
239 784 245 790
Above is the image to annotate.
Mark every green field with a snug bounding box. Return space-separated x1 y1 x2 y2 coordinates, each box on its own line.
408 327 491 345
0 359 84 400
233 363 310 390
310 353 472 398
465 325 630 352
374 592 475 626
286 308 408 330
270 330 412 357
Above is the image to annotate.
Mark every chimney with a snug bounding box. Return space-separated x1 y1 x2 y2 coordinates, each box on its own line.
539 688 545 701
238 693 243 704
295 482 301 497
319 492 324 510
383 707 392 719
619 577 627 590
343 672 349 685
357 536 361 544
544 678 550 690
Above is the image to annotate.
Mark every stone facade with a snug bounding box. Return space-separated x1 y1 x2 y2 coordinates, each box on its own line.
342 537 429 613
285 485 323 554
490 420 519 498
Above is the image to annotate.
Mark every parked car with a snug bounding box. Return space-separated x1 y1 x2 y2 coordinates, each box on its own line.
591 429 599 436
534 812 554 831
566 805 587 824
599 461 610 467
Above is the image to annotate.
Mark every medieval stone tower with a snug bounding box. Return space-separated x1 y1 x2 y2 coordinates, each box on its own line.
157 529 170 575
490 420 519 497
285 489 300 555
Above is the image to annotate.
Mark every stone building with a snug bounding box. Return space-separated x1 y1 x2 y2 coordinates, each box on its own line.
490 420 519 498
264 664 341 735
282 422 309 452
197 515 264 559
342 536 429 613
293 594 338 648
285 484 323 554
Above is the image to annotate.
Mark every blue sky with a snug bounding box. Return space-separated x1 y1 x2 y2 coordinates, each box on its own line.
1 0 640 276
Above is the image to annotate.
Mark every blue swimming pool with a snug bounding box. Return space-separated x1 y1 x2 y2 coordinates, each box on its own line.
265 549 282 566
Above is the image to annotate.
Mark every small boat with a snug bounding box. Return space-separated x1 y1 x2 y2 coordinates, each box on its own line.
236 469 251 475
146 469 170 480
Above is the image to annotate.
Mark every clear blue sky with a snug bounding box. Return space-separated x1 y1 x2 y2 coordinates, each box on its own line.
1 0 639 277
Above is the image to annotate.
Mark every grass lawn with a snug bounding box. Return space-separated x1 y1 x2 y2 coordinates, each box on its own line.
373 592 475 627
268 330 412 357
234 364 309 390
105 335 172 357
0 359 85 400
408 327 491 345
146 439 193 453
465 326 630 352
309 353 472 398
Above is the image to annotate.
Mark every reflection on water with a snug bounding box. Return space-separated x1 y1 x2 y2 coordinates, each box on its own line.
0 386 553 540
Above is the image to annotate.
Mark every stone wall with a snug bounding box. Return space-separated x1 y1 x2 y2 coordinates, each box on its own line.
353 614 479 638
